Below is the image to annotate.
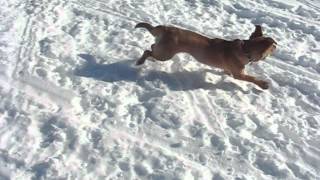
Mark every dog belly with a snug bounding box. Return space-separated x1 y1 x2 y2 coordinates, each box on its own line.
187 51 225 69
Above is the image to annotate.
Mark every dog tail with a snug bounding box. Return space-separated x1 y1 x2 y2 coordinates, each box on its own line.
135 22 153 31
135 22 162 36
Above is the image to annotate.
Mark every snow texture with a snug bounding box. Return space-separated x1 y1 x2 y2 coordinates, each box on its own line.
0 0 319 179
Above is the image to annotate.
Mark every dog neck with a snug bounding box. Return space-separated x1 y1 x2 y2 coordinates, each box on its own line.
241 40 254 63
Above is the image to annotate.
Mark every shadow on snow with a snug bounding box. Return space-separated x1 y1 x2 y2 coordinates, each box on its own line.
74 53 250 92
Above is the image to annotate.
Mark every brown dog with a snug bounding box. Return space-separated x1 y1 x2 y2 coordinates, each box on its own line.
135 23 277 89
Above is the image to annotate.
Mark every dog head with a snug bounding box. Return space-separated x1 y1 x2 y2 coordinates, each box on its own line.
245 25 277 62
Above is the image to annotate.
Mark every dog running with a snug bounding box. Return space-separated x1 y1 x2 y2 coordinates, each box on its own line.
135 23 277 89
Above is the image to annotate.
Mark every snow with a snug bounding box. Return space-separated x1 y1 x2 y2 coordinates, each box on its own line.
0 0 320 179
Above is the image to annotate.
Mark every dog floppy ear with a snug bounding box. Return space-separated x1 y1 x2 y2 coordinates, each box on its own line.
249 25 263 40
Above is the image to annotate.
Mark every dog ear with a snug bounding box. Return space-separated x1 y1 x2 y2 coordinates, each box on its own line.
249 25 263 40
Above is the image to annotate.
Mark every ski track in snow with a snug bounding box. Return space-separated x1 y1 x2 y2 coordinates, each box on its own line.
0 0 319 179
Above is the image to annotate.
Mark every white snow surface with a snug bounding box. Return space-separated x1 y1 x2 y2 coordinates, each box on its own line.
0 0 320 179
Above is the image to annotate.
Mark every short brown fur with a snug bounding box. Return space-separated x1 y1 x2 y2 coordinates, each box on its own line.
136 23 277 89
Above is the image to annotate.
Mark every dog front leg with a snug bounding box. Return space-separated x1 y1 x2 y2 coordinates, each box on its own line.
232 72 269 89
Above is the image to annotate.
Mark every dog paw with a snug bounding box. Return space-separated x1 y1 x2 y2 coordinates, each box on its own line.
135 59 145 66
258 81 269 89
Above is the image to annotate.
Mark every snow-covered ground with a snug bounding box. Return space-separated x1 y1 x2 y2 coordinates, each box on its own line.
1 0 320 179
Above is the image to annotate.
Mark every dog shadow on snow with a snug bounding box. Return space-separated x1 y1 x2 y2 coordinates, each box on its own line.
74 54 252 93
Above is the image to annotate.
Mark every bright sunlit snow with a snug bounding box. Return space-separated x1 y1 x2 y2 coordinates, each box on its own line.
0 0 319 179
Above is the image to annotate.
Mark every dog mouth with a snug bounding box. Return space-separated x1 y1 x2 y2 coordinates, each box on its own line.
262 43 277 59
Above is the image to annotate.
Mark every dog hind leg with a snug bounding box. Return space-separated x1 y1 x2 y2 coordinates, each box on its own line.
136 50 152 65
151 44 175 61
136 48 174 65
